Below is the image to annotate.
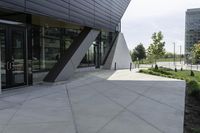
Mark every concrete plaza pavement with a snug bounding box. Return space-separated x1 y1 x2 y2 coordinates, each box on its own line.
0 69 186 133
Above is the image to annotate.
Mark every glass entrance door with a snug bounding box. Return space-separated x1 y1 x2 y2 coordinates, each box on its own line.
0 25 6 88
1 25 27 89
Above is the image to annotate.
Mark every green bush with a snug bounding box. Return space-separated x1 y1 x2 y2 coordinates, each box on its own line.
149 68 172 75
192 128 200 133
187 80 200 98
180 77 185 80
155 64 158 70
159 66 173 71
139 69 144 73
191 70 195 76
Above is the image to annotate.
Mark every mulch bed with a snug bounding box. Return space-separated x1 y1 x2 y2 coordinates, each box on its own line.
184 90 200 133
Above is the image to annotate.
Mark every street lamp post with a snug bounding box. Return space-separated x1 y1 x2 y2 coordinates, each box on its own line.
174 42 176 68
180 45 183 70
180 45 182 64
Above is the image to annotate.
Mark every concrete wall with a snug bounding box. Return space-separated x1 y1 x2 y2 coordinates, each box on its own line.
55 30 99 82
104 33 132 70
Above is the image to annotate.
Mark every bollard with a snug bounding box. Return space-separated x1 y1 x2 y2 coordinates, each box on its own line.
130 63 132 71
114 62 117 70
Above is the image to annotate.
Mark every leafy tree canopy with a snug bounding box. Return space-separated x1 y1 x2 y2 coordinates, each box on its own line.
131 43 146 61
147 31 165 63
191 42 200 63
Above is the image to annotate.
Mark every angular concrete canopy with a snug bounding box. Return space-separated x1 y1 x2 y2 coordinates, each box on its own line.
104 33 132 70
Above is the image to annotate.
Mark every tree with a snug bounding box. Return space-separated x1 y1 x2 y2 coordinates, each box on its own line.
147 31 165 64
131 43 146 62
191 41 200 64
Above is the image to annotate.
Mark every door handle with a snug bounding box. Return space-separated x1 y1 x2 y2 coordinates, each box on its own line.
10 62 14 71
6 62 10 70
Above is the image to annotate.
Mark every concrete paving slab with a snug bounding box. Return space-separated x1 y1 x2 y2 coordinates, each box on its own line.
0 69 185 133
10 93 71 124
73 94 124 133
111 81 154 94
1 93 30 105
0 107 18 125
128 96 184 133
98 111 161 133
0 125 5 133
87 80 118 93
2 122 75 133
69 85 99 104
0 100 18 110
144 84 185 111
27 85 66 100
99 86 140 106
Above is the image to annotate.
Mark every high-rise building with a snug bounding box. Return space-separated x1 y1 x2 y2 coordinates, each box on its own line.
185 8 200 57
0 0 132 92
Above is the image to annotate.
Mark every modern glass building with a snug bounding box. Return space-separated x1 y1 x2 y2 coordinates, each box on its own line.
0 0 131 91
185 8 200 57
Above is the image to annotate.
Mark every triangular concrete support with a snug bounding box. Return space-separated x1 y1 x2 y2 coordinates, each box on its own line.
104 33 132 70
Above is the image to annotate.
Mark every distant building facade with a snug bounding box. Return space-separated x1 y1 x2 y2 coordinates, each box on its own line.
185 8 200 57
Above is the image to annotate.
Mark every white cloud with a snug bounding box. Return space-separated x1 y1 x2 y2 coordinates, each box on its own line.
122 0 200 53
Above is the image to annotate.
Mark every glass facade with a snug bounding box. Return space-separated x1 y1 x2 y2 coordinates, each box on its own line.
0 9 118 88
32 26 81 72
79 31 117 68
0 25 6 88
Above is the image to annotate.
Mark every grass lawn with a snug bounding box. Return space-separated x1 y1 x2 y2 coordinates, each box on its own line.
139 67 200 82
169 70 200 82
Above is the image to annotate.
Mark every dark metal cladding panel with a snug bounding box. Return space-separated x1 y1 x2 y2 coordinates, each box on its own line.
26 0 69 20
0 0 25 11
0 0 131 31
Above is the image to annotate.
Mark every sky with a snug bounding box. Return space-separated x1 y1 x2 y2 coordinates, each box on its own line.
121 0 200 54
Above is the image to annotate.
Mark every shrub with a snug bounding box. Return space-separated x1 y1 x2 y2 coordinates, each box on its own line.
155 64 158 70
139 69 144 73
192 128 200 133
185 78 192 83
149 68 172 75
187 80 200 98
159 67 173 71
191 70 195 76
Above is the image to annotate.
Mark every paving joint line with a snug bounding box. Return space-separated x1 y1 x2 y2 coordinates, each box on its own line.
93 82 164 133
0 91 32 133
65 85 79 133
66 78 106 90
0 120 71 126
111 81 183 112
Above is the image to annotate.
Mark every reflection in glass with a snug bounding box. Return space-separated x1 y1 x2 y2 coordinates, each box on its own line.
32 26 81 73
0 25 6 87
79 31 117 68
11 30 25 84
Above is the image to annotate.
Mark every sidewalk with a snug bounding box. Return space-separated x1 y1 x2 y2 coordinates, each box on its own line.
0 70 185 133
